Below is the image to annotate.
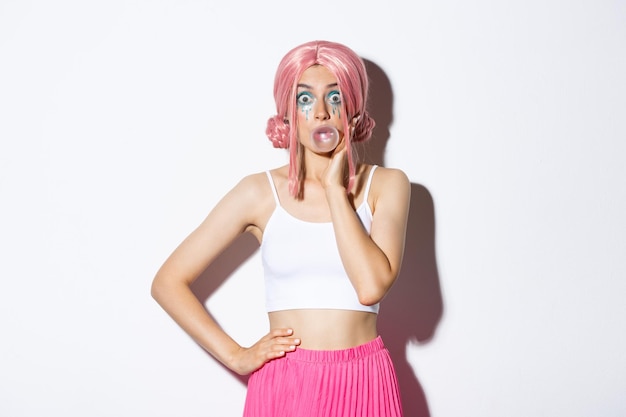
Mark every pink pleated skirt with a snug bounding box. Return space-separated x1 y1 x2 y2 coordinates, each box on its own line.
242 336 403 417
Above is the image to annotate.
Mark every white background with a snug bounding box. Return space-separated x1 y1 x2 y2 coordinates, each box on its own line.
1 1 625 416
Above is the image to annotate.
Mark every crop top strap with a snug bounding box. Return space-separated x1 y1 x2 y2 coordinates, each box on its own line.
363 165 378 201
265 171 280 206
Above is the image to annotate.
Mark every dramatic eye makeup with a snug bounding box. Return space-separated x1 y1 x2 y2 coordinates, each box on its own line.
297 91 315 107
296 88 343 120
327 90 341 105
326 90 342 117
297 91 315 119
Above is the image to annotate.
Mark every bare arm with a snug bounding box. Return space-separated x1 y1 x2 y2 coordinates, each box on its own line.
151 173 300 375
323 151 411 306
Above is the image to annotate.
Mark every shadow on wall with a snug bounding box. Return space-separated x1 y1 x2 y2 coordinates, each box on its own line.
359 59 444 417
189 58 445 417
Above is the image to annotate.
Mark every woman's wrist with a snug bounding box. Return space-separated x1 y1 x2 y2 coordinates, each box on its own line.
324 183 347 199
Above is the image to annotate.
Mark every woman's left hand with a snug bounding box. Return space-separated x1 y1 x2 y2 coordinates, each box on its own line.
321 140 348 190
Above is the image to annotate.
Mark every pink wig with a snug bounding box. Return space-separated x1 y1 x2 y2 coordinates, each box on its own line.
266 40 376 198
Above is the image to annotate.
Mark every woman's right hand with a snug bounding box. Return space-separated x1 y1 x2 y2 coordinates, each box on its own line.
231 328 301 375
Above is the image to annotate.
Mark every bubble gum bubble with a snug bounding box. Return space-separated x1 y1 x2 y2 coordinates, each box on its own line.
310 126 339 153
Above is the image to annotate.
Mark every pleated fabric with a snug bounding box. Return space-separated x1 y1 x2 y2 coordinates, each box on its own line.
243 336 403 417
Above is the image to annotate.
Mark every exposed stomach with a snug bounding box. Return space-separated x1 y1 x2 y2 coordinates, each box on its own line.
268 309 378 350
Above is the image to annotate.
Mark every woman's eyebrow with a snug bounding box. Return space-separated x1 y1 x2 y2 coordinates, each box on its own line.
297 82 339 89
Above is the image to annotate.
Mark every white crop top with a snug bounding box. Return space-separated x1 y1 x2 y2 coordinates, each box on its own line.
261 165 379 313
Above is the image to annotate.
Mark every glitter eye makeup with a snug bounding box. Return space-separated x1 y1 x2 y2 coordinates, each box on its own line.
297 92 315 108
297 91 315 119
296 88 343 120
326 90 341 104
326 90 342 117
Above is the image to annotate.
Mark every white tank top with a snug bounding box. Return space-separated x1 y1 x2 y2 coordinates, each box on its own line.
261 165 379 313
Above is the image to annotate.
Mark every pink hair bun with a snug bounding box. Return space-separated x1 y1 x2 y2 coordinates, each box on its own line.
266 115 290 148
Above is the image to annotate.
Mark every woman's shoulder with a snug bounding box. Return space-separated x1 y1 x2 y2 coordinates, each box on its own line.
237 170 269 187
366 165 411 206
369 165 410 188
220 167 288 234
365 165 411 218
230 166 289 201
237 165 288 185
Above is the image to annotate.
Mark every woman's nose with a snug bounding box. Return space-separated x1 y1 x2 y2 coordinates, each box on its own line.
314 100 330 120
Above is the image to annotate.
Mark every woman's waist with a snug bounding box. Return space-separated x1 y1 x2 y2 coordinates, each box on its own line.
268 308 378 350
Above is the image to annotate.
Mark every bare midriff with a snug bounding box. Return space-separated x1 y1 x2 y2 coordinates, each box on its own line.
268 309 378 350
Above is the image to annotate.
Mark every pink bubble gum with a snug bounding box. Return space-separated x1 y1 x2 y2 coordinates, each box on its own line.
310 126 339 152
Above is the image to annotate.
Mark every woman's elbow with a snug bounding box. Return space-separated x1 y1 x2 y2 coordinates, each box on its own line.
356 285 389 306
150 275 167 303
358 294 381 307
356 275 397 306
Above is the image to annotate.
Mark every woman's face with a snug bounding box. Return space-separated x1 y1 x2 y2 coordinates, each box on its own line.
295 65 345 153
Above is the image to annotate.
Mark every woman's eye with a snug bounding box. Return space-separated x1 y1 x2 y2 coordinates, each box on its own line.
297 92 314 106
327 91 341 105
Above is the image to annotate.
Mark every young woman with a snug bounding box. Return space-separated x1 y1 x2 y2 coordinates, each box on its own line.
152 40 411 417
